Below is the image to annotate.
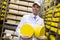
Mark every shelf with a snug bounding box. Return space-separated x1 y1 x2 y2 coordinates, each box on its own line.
9 2 32 8
6 14 22 22
2 32 18 37
8 9 31 16
3 24 17 31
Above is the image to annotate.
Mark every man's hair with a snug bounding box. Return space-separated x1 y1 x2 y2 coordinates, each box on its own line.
32 3 40 7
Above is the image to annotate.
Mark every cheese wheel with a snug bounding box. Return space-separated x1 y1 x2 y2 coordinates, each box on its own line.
20 24 34 37
35 26 45 38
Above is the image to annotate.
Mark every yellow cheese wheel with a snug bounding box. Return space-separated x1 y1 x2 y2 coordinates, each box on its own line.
20 24 34 37
35 26 45 38
3 1 7 5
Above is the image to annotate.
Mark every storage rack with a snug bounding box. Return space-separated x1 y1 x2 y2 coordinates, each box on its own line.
41 0 60 40
1 0 9 40
1 0 34 40
0 0 3 39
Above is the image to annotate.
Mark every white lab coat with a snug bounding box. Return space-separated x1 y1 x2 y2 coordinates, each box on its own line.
16 13 44 40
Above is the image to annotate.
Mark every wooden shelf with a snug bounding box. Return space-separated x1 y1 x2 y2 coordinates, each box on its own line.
10 1 33 8
7 14 22 21
8 9 31 16
9 5 32 13
3 23 17 31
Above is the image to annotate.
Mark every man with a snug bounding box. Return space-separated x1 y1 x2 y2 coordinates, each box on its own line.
16 0 45 40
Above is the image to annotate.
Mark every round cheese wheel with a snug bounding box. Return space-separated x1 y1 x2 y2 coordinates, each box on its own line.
35 26 45 38
20 24 34 37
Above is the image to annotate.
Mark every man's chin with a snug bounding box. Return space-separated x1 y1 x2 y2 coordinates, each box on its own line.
33 13 38 15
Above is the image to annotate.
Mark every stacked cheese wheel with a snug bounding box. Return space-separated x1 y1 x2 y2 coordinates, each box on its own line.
20 24 45 38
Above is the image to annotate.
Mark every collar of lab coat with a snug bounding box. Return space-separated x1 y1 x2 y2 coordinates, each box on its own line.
31 13 39 18
30 13 39 21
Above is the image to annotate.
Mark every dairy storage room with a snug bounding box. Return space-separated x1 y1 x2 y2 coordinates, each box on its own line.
0 0 60 40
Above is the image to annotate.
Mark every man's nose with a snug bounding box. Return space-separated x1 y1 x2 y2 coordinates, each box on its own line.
34 7 37 10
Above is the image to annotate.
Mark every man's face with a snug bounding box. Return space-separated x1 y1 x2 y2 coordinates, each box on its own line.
32 4 40 15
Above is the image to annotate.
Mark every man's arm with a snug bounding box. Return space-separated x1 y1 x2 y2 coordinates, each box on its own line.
41 19 44 26
16 15 32 40
38 19 46 40
16 15 26 37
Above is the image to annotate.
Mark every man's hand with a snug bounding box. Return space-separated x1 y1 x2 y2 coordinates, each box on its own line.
20 35 31 40
37 36 46 40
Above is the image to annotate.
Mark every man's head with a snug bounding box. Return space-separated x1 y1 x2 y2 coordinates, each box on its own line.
32 0 44 16
32 3 41 16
